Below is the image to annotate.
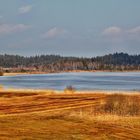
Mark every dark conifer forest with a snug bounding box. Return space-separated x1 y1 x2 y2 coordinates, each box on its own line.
0 53 140 73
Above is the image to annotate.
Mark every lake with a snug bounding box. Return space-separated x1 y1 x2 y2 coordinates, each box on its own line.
0 72 140 91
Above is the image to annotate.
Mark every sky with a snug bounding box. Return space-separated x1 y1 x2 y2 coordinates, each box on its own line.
0 0 140 57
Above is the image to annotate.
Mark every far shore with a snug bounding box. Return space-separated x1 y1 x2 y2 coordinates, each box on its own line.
3 70 140 76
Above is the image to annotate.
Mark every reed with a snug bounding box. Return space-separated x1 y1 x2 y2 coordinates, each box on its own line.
95 94 140 116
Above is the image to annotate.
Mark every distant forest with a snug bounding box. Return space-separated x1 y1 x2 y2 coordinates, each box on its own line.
0 53 140 73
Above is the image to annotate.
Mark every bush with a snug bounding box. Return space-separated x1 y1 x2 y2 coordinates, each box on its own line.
64 86 76 93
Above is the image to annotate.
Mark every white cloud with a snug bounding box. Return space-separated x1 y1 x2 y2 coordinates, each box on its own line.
19 5 32 14
127 26 140 34
0 15 3 19
42 27 67 39
0 24 31 35
102 26 122 36
102 26 140 37
102 26 140 43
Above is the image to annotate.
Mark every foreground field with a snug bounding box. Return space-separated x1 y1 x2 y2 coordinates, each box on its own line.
0 90 140 140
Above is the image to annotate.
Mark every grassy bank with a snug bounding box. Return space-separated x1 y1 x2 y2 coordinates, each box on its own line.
0 90 140 139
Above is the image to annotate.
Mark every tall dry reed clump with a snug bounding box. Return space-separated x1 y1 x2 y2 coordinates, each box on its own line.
96 94 140 116
64 86 76 94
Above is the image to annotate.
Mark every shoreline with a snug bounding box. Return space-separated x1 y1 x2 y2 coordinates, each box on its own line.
0 88 140 95
3 70 140 76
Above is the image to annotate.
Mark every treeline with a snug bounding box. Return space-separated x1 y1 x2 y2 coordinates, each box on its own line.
0 53 140 73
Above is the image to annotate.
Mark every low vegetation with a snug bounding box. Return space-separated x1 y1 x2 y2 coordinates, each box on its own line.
0 90 140 139
64 85 76 93
95 94 140 116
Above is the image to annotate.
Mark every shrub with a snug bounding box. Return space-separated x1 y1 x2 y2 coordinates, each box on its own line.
64 85 76 93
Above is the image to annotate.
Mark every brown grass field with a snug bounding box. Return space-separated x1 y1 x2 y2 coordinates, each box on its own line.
0 90 140 140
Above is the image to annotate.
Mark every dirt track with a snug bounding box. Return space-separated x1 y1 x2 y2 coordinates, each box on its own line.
0 92 106 115
0 91 140 139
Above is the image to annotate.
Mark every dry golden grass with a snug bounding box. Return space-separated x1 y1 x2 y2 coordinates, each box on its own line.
0 90 140 140
94 94 140 116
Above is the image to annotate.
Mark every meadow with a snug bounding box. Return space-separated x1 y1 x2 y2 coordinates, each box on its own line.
0 90 140 140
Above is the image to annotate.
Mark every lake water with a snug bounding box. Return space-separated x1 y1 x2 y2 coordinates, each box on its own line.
0 72 140 91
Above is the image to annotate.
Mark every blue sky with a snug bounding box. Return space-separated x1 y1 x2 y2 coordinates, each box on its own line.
0 0 140 57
